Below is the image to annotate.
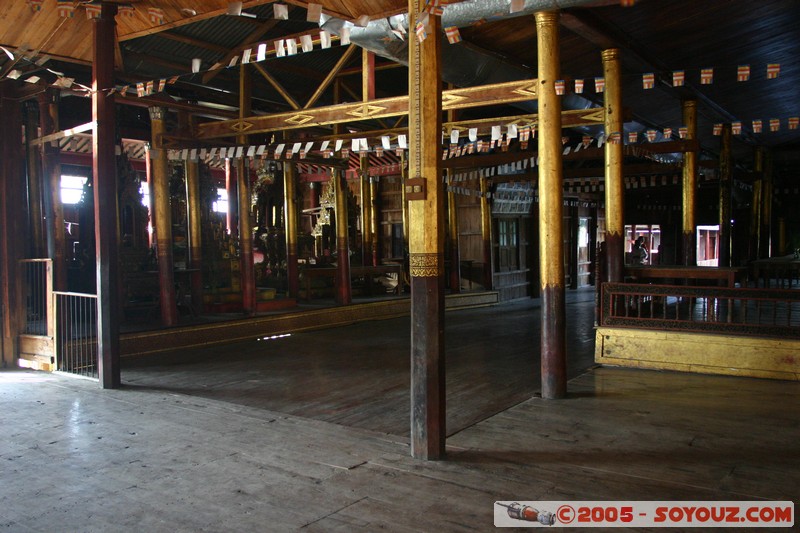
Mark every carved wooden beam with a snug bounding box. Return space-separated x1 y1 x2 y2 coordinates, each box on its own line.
197 78 540 139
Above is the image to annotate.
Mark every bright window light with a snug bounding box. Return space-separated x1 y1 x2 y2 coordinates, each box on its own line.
213 188 228 213
61 175 88 205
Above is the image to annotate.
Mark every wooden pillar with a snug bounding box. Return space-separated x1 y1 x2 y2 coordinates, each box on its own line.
181 113 204 316
0 84 24 368
718 123 732 268
237 64 256 314
760 148 772 258
408 0 445 460
284 163 299 299
93 2 121 387
362 49 375 102
568 202 579 290
225 158 238 238
400 150 409 253
479 176 493 290
360 155 373 266
749 148 763 262
447 185 461 293
536 10 566 400
334 169 352 305
602 48 624 283
370 176 380 266
39 91 67 290
24 101 45 258
777 217 786 256
681 99 698 266
144 144 154 248
149 106 177 327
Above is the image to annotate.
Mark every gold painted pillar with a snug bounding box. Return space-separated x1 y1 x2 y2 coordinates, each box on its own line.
401 150 409 253
284 162 300 298
182 113 204 316
602 48 624 283
360 155 373 266
149 106 178 327
718 123 732 267
93 2 121 387
760 148 772 258
370 176 380 266
237 65 256 314
408 0 445 460
447 183 461 293
681 99 698 266
536 10 566 400
479 176 493 290
334 169 352 305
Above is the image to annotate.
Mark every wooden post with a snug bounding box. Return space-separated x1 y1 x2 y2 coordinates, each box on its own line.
226 158 238 238
401 150 409 253
0 84 24 368
149 106 178 327
718 123 732 268
360 155 373 266
145 144 154 248
408 0 445 460
24 101 45 258
363 49 375 102
284 162 299 299
536 10 566 400
602 48 624 283
237 63 256 314
93 2 121 387
447 183 461 293
760 148 772 258
749 148 763 262
479 176 493 290
681 99 698 266
370 176 380 266
182 113 204 316
334 169 352 305
39 91 67 290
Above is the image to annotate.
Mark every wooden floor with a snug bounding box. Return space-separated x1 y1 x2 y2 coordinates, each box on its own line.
121 291 598 437
2 290 798 531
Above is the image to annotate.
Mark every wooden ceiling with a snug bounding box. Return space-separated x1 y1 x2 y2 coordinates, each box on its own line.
1 0 799 172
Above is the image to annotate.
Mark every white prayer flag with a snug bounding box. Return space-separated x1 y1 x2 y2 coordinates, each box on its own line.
381 136 391 150
274 4 288 20
241 49 252 64
450 130 459 144
359 138 369 152
304 141 314 153
320 31 331 49
300 35 313 53
256 145 266 156
191 58 202 73
320 140 330 151
275 143 285 157
468 128 478 142
351 138 360 152
275 40 286 57
507 124 518 138
307 3 322 23
341 27 351 45
491 125 501 141
235 146 244 158
257 43 267 62
286 39 298 55
398 134 407 149
335 139 344 152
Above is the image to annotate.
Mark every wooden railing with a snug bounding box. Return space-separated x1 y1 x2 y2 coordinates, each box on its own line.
19 259 53 336
53 292 98 379
600 282 800 339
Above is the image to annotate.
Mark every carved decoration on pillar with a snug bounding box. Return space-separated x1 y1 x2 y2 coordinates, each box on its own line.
409 253 442 277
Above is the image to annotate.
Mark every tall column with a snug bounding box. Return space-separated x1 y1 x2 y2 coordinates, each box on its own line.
24 101 45 258
93 2 121 387
536 10 566 400
182 113 204 316
408 0 445 460
334 169 352 305
479 176 493 290
447 184 461 293
749 148 763 262
360 155 373 265
718 123 732 268
681 99 698 266
284 163 299 299
39 90 67 290
149 106 177 327
145 144 154 248
401 150 409 253
370 176 380 266
363 49 375 102
0 84 25 368
225 158 238 238
760 148 772 258
237 64 256 314
602 48 624 283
